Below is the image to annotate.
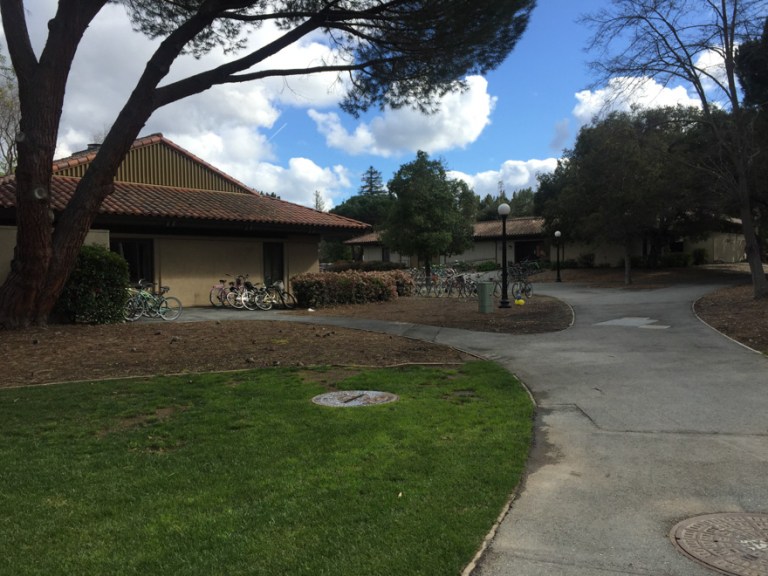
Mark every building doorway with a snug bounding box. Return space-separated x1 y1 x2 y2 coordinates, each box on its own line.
111 238 153 284
263 242 284 286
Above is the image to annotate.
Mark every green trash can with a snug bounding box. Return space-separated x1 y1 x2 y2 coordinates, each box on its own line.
477 282 494 314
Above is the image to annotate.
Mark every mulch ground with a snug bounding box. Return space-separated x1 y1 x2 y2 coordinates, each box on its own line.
0 264 765 388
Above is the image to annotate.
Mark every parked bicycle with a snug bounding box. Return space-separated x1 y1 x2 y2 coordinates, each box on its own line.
264 279 297 310
510 260 541 300
209 274 240 307
123 280 183 321
225 274 260 310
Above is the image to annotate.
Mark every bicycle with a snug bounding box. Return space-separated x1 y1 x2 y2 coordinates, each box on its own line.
225 274 260 311
265 280 297 309
209 274 239 307
123 280 183 321
510 260 541 300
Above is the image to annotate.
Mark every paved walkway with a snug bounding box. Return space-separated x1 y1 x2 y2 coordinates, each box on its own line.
182 281 768 575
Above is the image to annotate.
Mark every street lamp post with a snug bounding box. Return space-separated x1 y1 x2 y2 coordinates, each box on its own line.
554 230 562 282
498 203 511 308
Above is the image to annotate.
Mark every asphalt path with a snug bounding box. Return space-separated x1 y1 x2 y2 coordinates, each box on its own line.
181 281 768 575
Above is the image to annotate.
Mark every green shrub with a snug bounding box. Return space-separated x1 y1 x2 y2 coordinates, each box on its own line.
292 270 414 307
55 244 130 324
474 260 499 273
325 260 407 273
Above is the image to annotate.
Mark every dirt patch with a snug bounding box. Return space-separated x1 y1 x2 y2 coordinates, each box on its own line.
289 294 572 334
0 265 765 388
694 283 768 353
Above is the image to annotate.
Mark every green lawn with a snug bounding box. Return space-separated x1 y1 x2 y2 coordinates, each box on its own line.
0 361 533 576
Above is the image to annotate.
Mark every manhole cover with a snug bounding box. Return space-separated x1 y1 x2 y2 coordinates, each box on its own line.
312 390 399 407
670 513 768 576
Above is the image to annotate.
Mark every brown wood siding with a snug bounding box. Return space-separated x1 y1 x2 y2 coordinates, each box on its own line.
54 142 251 194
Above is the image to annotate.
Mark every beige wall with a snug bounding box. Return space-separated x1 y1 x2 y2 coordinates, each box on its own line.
446 240 498 265
149 233 320 307
361 240 518 267
0 225 110 283
1 226 322 307
553 241 629 267
285 235 321 287
687 233 745 263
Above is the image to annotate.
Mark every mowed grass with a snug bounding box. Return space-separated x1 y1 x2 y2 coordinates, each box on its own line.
0 361 533 576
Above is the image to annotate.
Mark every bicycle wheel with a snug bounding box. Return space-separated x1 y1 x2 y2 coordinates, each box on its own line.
493 281 502 298
143 295 161 317
511 281 524 300
209 287 224 307
242 289 258 311
122 297 142 322
523 281 533 298
227 290 244 309
280 291 297 309
257 289 275 311
159 296 183 320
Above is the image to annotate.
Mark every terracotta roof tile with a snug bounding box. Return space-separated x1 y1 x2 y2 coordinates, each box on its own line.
0 176 369 231
473 217 544 238
345 217 544 244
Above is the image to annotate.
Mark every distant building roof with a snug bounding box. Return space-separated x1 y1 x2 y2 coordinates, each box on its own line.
345 216 545 244
473 217 544 239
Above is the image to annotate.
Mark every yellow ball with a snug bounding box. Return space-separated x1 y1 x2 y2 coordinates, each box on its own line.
514 299 525 306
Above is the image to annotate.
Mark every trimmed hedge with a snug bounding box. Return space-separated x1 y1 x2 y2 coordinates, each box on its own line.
292 270 414 308
324 260 407 273
55 244 130 324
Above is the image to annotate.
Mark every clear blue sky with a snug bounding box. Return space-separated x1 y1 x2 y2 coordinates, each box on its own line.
15 1 702 208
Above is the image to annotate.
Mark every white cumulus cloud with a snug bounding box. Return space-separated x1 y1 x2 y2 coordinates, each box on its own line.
309 76 496 157
449 158 558 198
242 158 351 208
573 77 702 126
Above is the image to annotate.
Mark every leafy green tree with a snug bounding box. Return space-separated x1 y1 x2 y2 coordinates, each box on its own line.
509 187 535 217
736 17 768 109
446 179 478 256
583 0 768 296
381 151 475 279
331 166 394 226
476 187 532 220
0 0 535 328
476 193 506 221
539 107 722 284
736 17 768 243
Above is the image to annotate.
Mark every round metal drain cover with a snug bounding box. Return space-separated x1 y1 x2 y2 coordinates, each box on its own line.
670 513 768 576
312 390 399 407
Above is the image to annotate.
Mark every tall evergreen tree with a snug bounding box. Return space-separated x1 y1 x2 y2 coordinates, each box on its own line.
330 166 394 225
359 166 386 196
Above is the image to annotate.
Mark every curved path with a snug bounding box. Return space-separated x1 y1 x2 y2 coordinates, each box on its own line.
182 281 768 575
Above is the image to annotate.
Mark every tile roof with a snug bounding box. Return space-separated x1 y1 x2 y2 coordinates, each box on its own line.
0 176 370 232
473 217 544 238
345 217 544 244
